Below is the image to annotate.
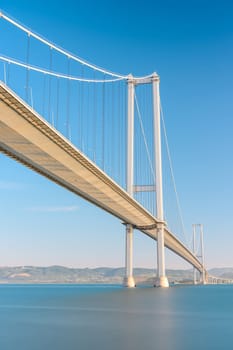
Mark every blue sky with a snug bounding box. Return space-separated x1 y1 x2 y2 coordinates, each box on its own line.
0 0 233 269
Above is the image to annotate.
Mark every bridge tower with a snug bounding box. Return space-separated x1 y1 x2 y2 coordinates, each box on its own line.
123 73 169 288
124 74 136 288
152 73 169 288
192 224 206 284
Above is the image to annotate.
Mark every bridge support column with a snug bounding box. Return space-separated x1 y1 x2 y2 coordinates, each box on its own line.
201 271 207 285
124 224 135 287
123 75 135 288
154 224 169 287
152 73 169 288
192 225 197 284
193 224 206 285
200 224 206 285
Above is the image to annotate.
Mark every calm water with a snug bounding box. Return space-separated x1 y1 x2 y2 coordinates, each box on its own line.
0 284 232 350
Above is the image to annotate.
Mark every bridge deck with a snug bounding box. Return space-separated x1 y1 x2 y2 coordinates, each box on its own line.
0 82 204 273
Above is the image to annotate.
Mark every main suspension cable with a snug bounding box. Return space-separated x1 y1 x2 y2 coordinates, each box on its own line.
0 55 125 83
160 101 189 247
0 10 155 81
0 11 126 78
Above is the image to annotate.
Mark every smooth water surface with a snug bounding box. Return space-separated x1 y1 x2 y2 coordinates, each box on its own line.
0 284 232 350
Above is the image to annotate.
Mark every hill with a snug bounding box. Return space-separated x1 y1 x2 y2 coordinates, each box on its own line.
0 266 232 284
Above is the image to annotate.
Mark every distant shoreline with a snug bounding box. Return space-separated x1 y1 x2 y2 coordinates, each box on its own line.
0 266 231 284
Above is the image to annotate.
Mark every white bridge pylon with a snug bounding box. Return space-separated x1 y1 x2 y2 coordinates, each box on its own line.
124 73 168 288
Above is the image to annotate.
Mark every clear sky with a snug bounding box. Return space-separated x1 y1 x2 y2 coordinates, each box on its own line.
0 0 233 270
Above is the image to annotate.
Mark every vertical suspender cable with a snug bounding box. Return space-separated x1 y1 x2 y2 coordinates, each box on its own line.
111 82 114 179
93 70 97 162
7 62 10 86
80 64 84 151
117 81 121 184
42 73 46 118
66 57 71 139
124 82 127 189
135 97 138 201
76 76 80 149
3 63 7 84
56 78 60 130
48 47 53 123
86 81 90 157
119 82 122 185
102 75 106 170
25 33 30 103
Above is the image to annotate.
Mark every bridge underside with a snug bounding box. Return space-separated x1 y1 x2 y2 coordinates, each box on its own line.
0 82 204 273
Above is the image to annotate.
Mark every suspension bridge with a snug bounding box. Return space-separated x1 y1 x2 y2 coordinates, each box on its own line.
0 11 227 287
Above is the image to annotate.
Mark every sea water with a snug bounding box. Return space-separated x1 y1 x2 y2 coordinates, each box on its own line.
0 284 232 350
